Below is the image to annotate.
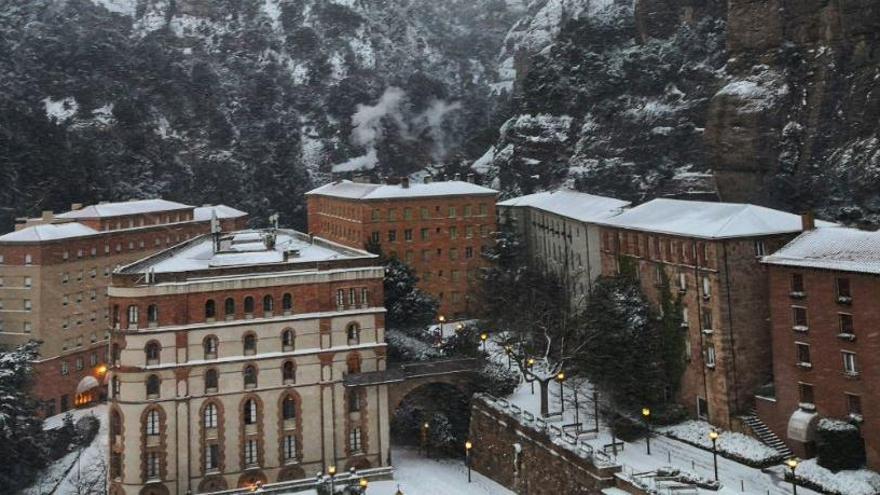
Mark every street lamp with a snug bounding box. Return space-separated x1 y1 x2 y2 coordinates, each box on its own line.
438 315 446 340
328 465 337 494
556 372 566 413
480 332 488 352
421 422 430 457
394 485 405 495
709 429 719 481
359 478 368 493
642 408 651 455
465 440 473 483
786 458 799 495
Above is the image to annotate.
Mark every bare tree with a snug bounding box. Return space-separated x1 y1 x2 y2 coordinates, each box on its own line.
67 448 107 495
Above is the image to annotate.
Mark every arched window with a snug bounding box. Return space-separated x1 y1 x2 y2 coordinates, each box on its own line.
243 333 257 356
145 341 161 365
205 368 218 393
145 409 160 436
203 403 218 429
205 299 216 320
203 336 218 359
146 374 160 398
147 304 159 326
346 323 361 345
243 365 257 389
224 298 235 318
282 396 296 421
263 295 274 314
243 399 258 425
282 293 293 313
244 296 254 315
127 305 139 329
282 361 296 384
282 329 295 351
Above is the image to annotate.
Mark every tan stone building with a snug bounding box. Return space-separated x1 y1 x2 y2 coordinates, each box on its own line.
107 229 389 495
0 200 247 415
497 190 630 308
306 178 497 318
597 199 831 429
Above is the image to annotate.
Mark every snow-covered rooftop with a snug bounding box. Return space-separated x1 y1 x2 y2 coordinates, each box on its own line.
763 227 880 274
498 189 630 224
305 180 497 200
55 198 192 219
124 230 375 274
597 198 836 239
0 222 99 243
193 204 248 221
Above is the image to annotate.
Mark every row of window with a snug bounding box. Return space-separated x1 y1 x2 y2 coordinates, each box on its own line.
60 266 113 283
789 273 853 302
60 331 108 353
59 350 105 375
790 306 855 336
0 276 32 288
604 232 765 267
99 211 193 232
0 231 198 267
796 384 863 417
370 204 489 222
118 293 298 330
62 289 104 306
371 225 490 244
0 320 31 333
0 298 32 311
138 353 364 399
795 342 860 375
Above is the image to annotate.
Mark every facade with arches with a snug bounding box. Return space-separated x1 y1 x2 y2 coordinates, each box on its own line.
108 229 389 495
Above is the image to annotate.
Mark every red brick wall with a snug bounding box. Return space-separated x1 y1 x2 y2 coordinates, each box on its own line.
764 265 880 469
308 192 496 317
32 344 109 415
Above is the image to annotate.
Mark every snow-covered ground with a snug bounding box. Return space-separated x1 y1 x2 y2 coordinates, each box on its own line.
25 405 109 495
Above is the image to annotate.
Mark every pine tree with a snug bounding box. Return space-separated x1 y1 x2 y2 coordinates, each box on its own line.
383 257 439 332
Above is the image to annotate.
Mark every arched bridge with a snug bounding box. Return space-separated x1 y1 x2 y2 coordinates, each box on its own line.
344 358 483 412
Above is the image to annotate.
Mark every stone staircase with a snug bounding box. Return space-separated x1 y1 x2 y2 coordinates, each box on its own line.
741 410 793 458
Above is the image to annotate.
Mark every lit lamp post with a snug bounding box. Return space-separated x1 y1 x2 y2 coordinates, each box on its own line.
556 372 566 413
359 478 368 494
527 358 535 395
786 458 799 495
480 332 488 352
465 440 473 483
438 315 446 340
421 422 429 457
709 430 719 481
642 407 651 455
328 465 337 494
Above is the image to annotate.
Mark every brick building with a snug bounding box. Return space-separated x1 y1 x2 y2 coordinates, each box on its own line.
497 190 629 308
0 200 247 415
597 199 830 429
305 179 498 317
758 226 880 468
107 228 388 495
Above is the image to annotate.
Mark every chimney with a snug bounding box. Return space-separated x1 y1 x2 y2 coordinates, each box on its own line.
70 203 83 211
401 177 410 188
454 173 461 181
467 173 474 183
424 175 433 184
41 211 54 222
802 211 816 231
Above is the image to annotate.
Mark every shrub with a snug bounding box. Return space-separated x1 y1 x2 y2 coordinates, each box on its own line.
475 361 519 397
610 412 647 442
816 418 866 472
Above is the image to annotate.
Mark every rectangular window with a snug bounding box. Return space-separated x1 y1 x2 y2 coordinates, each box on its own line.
798 383 815 404
404 208 413 220
388 230 397 242
348 390 361 413
839 313 854 336
360 288 368 306
420 228 429 241
349 288 356 306
791 273 805 294
404 229 413 241
60 361 69 375
245 439 258 466
792 306 808 329
420 207 429 219
465 225 474 239
796 343 811 366
701 276 711 298
706 345 716 368
405 251 414 264
23 299 31 311
842 351 858 375
421 250 430 262
837 278 852 301
388 209 398 221
681 306 689 325
336 289 345 308
449 227 458 240
205 443 220 470
449 248 458 261
465 247 474 259
349 427 362 453
480 225 489 237
24 277 31 288
448 207 456 218
702 310 713 332
283 435 297 461
754 240 766 256
479 204 488 216
370 231 380 244
147 452 160 479
678 273 687 291
847 394 862 416
451 270 460 282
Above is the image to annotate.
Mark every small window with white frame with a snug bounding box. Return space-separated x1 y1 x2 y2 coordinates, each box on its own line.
842 351 858 376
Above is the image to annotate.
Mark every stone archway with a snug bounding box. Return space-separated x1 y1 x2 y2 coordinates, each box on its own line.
198 475 229 493
237 470 268 489
390 381 474 456
139 484 170 495
388 375 473 414
278 464 306 482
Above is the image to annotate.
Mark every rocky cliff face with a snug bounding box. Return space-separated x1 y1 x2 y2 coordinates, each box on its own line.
485 0 880 225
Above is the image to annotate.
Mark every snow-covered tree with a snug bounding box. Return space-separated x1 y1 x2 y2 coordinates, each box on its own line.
0 341 51 490
382 256 440 332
